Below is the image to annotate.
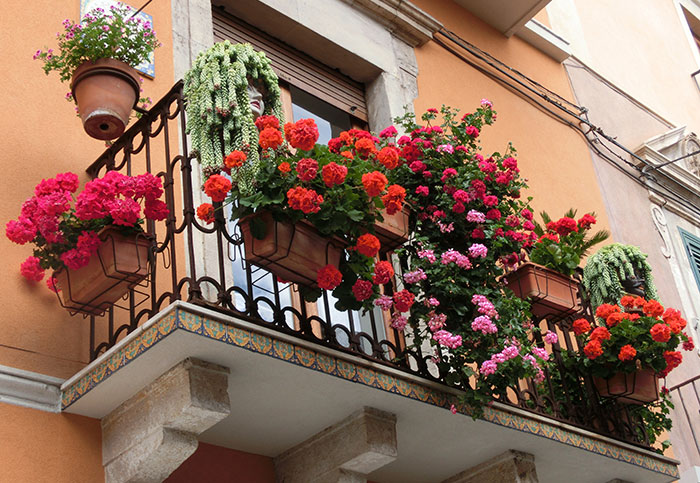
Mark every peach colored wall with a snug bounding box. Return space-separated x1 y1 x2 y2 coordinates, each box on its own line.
0 402 103 482
552 0 700 132
411 0 612 234
0 0 174 378
166 443 276 482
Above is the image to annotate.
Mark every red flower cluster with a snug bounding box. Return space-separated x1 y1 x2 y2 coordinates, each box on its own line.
584 340 603 359
393 289 415 312
372 260 394 285
355 233 381 258
321 162 347 188
643 299 664 317
296 158 319 181
254 115 280 131
204 174 232 202
352 279 374 301
225 150 246 170
354 138 377 158
618 344 637 361
377 147 400 170
284 119 319 151
577 213 596 229
553 217 578 236
286 186 323 214
20 256 44 282
317 264 342 290
259 128 283 150
660 351 683 377
381 185 406 215
197 203 215 224
278 162 291 174
650 323 671 343
362 171 388 197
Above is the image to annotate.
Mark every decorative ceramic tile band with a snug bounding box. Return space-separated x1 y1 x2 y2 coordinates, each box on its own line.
62 307 679 478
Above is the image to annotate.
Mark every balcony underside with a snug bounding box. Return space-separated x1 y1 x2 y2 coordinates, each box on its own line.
62 302 678 483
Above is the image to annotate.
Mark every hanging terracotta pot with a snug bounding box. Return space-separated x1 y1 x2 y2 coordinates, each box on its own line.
503 262 580 318
54 227 152 316
593 368 659 405
239 211 345 287
70 59 140 140
374 207 410 252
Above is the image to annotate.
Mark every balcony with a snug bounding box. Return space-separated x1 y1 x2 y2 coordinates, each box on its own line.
60 82 678 482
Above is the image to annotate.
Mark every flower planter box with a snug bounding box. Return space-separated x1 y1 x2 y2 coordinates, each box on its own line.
373 207 410 252
504 262 580 318
593 368 659 405
239 211 345 287
71 59 140 140
55 227 151 316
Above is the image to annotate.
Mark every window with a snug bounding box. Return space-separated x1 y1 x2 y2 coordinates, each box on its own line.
215 7 398 352
679 228 700 293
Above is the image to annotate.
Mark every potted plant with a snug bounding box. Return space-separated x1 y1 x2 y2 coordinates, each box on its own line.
582 243 659 310
5 171 169 315
195 115 409 308
34 4 159 140
381 103 555 414
573 296 694 404
504 209 609 318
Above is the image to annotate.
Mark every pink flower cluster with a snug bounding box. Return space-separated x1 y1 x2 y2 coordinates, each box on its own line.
471 315 497 334
468 243 488 259
427 312 447 331
480 343 521 377
472 294 499 319
433 330 462 348
466 210 485 223
417 248 436 263
440 249 472 269
403 268 427 284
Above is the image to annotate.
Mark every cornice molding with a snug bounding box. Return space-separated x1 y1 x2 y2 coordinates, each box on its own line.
0 364 63 413
341 0 443 46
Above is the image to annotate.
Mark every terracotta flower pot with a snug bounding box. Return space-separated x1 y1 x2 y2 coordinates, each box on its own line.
373 207 410 252
593 368 659 405
70 59 140 140
239 211 345 287
54 227 152 316
504 262 580 318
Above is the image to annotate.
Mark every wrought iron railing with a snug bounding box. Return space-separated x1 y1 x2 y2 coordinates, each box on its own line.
83 81 654 448
669 374 700 461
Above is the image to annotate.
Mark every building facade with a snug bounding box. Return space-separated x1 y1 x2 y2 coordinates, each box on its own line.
0 0 697 481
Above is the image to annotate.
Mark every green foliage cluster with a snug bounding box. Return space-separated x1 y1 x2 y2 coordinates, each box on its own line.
184 42 284 194
582 243 658 308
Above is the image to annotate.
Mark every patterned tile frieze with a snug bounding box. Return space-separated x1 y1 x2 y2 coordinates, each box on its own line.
61 307 679 479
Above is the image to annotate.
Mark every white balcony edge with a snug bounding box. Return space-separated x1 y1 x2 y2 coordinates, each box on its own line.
0 364 63 413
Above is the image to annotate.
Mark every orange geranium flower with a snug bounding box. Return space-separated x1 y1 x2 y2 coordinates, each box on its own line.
259 127 283 150
362 171 388 197
317 264 342 290
381 184 406 215
203 175 231 202
284 119 319 151
224 150 246 170
355 233 381 258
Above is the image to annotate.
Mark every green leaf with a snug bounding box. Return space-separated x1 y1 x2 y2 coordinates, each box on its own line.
249 217 267 240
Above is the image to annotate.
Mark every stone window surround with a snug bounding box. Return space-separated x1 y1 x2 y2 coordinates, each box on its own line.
171 0 442 301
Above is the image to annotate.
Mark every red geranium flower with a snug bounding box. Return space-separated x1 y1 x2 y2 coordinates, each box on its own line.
372 260 394 285
554 217 578 236
643 299 664 317
321 162 347 187
620 295 637 308
197 203 215 224
377 146 400 170
296 158 319 181
284 119 319 151
224 150 246 170
572 319 592 336
618 344 637 361
287 186 323 214
351 279 374 301
650 323 671 343
317 264 342 290
278 162 291 174
259 127 284 150
393 289 415 312
355 138 377 158
355 233 381 258
595 303 620 320
203 175 231 202
381 184 406 215
606 312 624 327
362 171 388 197
590 326 611 341
584 340 603 360
254 115 280 131
577 213 596 229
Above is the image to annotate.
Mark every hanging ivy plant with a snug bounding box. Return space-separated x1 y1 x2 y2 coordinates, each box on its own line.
184 41 284 194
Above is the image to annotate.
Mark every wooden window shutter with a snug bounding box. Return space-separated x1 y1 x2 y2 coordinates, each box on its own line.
680 228 700 292
212 8 368 121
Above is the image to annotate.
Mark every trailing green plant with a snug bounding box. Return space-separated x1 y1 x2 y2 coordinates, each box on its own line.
528 209 609 276
184 41 284 195
582 243 658 309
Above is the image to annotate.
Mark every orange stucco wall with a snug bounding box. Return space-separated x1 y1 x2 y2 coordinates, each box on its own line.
411 0 612 234
0 0 174 379
0 402 103 482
